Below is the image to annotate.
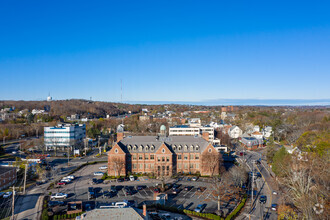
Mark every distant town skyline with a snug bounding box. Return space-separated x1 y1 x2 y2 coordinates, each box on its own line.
0 1 329 102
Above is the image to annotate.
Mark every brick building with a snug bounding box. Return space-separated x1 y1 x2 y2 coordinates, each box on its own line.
0 167 17 190
108 135 220 177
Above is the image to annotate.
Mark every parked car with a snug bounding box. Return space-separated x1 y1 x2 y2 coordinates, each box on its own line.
61 178 71 183
192 176 199 181
117 178 124 182
94 172 104 176
137 185 145 190
194 204 207 213
184 186 193 191
66 175 75 180
172 188 181 194
0 192 4 198
156 194 166 200
259 195 267 204
110 186 117 192
197 187 206 192
129 175 135 181
99 165 107 170
124 177 130 181
272 191 278 195
153 188 160 193
271 204 278 211
172 184 181 190
57 182 66 186
3 192 13 198
50 193 68 200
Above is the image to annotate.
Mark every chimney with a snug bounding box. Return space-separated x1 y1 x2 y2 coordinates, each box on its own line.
143 204 147 217
117 132 124 142
202 132 209 142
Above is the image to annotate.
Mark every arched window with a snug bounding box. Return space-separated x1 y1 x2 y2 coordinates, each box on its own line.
162 148 165 153
208 148 212 153
115 149 118 154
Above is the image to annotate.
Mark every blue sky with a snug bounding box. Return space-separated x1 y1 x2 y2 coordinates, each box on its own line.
0 0 329 103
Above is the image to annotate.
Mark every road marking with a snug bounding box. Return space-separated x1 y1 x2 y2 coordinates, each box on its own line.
143 189 148 196
190 190 197 198
197 189 207 199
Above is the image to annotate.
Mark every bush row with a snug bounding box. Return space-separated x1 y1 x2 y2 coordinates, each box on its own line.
225 195 247 220
183 209 223 220
53 212 84 220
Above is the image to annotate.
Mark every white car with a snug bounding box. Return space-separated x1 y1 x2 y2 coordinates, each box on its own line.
94 172 104 176
3 192 13 198
192 176 199 181
12 151 17 154
272 191 277 195
51 193 68 200
99 165 107 170
156 194 166 200
61 178 72 183
129 175 135 181
66 175 75 180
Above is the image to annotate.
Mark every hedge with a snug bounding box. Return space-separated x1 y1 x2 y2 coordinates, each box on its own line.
183 209 223 220
225 195 247 220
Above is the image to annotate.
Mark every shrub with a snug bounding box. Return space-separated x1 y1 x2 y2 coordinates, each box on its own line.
225 195 247 220
41 208 49 220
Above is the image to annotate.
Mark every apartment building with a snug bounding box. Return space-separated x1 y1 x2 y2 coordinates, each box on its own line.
169 125 215 143
0 167 17 190
108 135 220 177
44 124 86 150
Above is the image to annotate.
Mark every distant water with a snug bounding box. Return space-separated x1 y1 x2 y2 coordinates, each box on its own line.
127 99 330 106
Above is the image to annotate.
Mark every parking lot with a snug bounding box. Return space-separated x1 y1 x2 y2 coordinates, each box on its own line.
50 163 242 214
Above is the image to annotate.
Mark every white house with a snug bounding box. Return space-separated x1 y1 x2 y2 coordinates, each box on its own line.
228 126 242 139
262 126 273 138
253 125 260 132
251 131 263 140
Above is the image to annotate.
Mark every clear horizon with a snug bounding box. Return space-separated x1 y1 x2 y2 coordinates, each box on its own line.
0 1 329 101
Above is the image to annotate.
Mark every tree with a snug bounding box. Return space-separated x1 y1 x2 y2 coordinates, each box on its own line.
109 156 125 177
201 152 221 177
229 165 248 188
272 147 290 176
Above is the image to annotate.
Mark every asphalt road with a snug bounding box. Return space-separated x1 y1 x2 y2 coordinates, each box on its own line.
236 147 278 220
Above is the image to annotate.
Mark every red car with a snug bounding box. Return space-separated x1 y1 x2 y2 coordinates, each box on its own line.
57 182 66 185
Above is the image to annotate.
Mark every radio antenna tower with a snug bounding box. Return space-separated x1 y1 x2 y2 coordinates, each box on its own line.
121 79 124 125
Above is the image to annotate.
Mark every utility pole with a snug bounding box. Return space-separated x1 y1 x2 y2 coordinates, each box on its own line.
11 186 15 220
218 195 220 212
84 139 87 156
23 162 28 194
251 161 254 209
98 136 101 155
67 147 70 166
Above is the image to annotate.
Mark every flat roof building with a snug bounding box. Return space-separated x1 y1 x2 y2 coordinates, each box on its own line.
44 124 86 151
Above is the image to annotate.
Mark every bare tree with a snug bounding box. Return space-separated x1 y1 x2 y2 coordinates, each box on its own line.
229 165 248 188
110 156 125 177
202 152 221 177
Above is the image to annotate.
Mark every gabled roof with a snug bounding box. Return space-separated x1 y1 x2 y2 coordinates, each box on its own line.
84 207 146 220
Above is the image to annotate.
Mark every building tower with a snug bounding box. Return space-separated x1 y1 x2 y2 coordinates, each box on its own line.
160 125 166 137
47 92 52 102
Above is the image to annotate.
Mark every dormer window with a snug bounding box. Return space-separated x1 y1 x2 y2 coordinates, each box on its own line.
190 145 194 151
184 145 188 151
139 145 143 152
133 145 137 151
151 145 154 151
145 145 149 151
173 145 176 151
178 145 182 151
196 145 199 151
128 145 132 151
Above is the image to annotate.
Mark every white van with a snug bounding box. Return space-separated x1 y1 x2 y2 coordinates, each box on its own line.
115 202 128 208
